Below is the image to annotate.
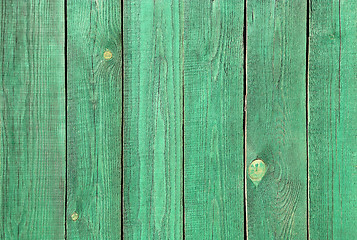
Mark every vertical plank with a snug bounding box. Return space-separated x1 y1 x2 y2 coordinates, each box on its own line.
246 0 307 239
0 0 65 238
123 0 183 239
308 0 357 238
183 0 245 238
67 0 122 238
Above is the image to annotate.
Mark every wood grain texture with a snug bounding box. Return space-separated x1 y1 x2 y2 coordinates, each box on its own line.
66 0 122 238
123 0 183 239
308 0 357 238
183 0 245 238
245 0 307 239
0 0 65 238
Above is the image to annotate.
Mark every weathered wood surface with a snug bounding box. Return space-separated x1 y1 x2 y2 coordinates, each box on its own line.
246 0 308 239
0 0 66 238
0 1 356 239
66 0 122 238
308 0 357 239
123 0 183 239
183 1 245 239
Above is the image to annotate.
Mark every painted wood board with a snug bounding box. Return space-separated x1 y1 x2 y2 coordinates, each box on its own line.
0 0 66 238
246 0 308 239
0 1 356 239
122 0 183 238
308 0 357 238
183 0 245 238
66 0 122 238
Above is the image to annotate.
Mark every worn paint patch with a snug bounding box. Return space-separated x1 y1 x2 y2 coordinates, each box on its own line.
248 159 267 186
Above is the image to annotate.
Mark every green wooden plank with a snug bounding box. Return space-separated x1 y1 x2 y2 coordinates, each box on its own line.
122 0 183 239
183 1 245 238
245 0 307 239
66 0 122 238
0 0 65 239
308 0 357 239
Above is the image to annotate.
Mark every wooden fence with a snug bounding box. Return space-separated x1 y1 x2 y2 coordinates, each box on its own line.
0 0 356 239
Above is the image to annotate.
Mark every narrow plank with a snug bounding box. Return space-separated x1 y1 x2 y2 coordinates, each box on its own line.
0 0 65 238
123 0 183 238
183 0 245 238
308 0 357 238
245 0 307 239
66 0 122 238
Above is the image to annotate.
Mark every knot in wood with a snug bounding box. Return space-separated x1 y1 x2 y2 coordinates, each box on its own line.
248 159 267 186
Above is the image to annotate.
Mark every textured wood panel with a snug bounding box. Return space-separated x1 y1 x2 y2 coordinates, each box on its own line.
66 0 122 238
0 0 65 238
183 0 245 238
123 0 183 238
308 0 357 238
246 0 307 239
1 1 356 239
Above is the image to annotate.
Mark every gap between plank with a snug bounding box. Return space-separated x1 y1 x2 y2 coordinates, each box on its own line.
243 0 248 239
120 0 125 238
181 0 186 238
306 0 310 239
64 0 68 238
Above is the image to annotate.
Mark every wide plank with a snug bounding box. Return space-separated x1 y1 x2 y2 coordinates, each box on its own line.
123 0 183 238
183 0 245 238
66 0 122 238
308 0 357 238
0 0 65 238
246 0 307 239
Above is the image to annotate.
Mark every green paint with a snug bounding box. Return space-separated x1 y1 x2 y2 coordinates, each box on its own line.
308 0 357 239
246 0 307 239
183 0 245 239
0 0 65 239
66 0 122 238
1 1 356 239
123 0 183 239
